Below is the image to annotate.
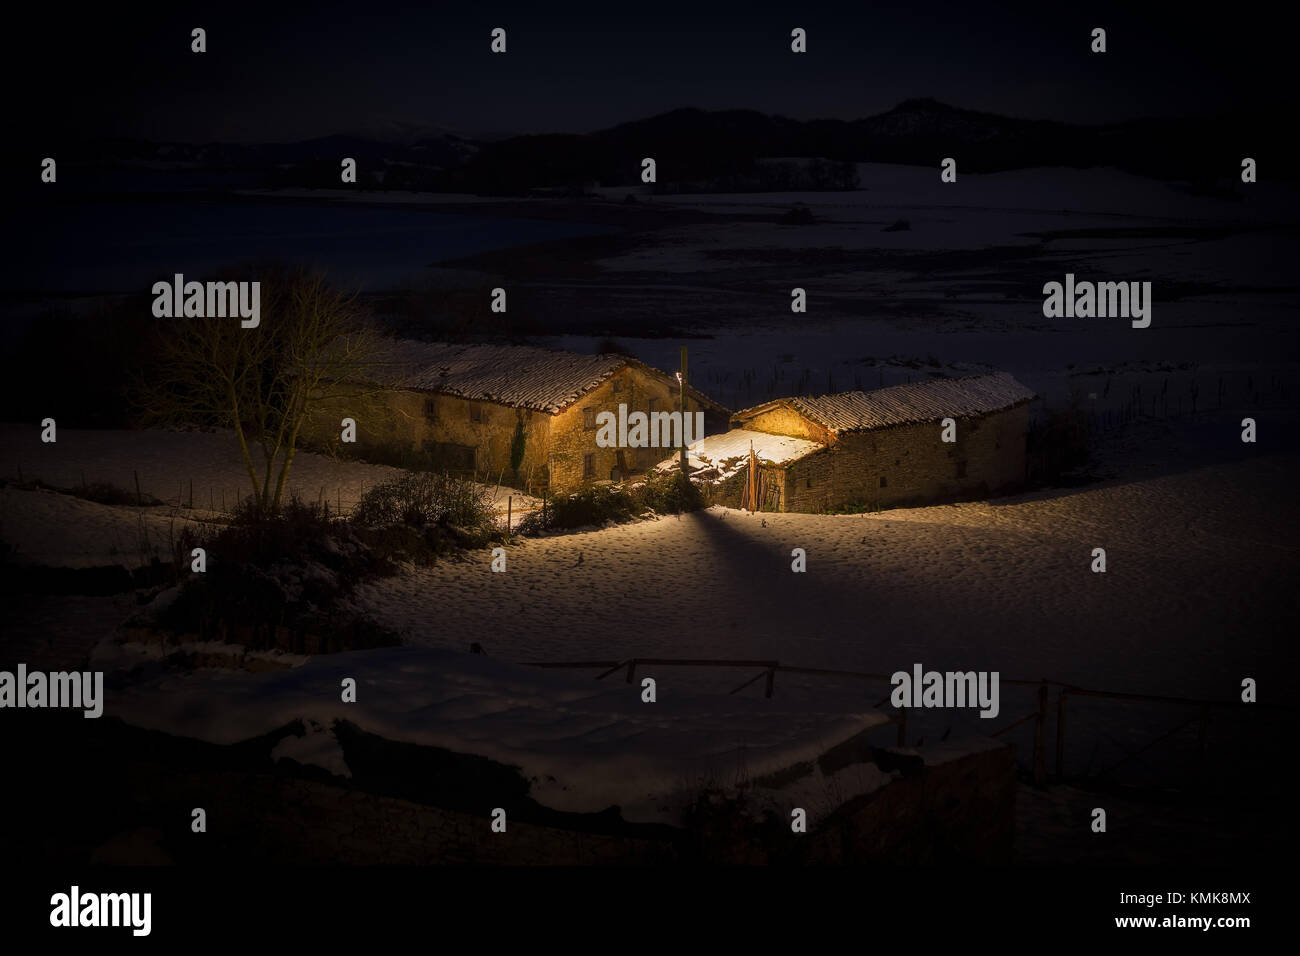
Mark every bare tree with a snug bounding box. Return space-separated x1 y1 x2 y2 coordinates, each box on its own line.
136 266 389 512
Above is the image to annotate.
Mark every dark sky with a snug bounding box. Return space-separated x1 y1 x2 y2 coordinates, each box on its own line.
10 1 1286 143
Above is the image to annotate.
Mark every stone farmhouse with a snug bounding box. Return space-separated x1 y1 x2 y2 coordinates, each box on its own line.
305 340 730 493
661 372 1036 512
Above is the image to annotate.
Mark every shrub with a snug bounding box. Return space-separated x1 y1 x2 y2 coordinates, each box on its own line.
519 471 702 534
639 470 704 515
519 485 638 533
163 495 399 650
352 471 497 537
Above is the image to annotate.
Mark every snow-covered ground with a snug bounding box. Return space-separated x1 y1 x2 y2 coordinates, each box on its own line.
3 414 1292 786
352 431 1296 780
360 454 1295 692
0 426 538 566
100 644 893 826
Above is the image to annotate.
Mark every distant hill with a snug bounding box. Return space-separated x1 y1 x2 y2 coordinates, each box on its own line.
54 100 1281 195
442 99 1281 193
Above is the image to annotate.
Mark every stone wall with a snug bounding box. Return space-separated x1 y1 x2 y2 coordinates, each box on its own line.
302 390 553 488
548 367 718 491
701 463 788 511
782 405 1029 512
737 406 833 443
304 366 723 493
410 392 552 487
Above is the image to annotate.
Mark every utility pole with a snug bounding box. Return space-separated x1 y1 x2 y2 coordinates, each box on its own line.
678 345 689 477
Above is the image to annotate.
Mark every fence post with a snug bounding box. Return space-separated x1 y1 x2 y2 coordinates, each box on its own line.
1055 689 1067 782
1033 682 1049 787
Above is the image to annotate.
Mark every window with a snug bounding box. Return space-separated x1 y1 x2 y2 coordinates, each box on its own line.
583 453 595 478
469 403 483 424
647 397 658 413
956 461 968 479
879 476 888 488
423 398 438 422
612 377 624 393
583 407 597 430
806 477 813 489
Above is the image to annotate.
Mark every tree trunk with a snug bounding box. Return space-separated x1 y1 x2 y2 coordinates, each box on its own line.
228 389 262 509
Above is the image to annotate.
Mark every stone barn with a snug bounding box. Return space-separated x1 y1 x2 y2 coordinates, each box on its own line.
304 340 729 493
664 372 1035 512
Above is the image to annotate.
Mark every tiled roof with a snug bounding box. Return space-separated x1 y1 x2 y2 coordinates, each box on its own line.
736 372 1035 435
368 340 726 415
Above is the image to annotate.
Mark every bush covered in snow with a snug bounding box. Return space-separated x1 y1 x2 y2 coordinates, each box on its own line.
519 471 701 534
352 472 501 541
163 496 401 651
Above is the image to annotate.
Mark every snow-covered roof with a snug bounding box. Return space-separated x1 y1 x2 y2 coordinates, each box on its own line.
735 372 1035 435
367 339 727 415
369 340 626 414
655 428 822 484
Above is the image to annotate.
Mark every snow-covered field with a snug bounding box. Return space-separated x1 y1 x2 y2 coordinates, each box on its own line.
100 644 894 825
350 431 1296 779
359 453 1295 695
0 425 537 565
3 415 1292 785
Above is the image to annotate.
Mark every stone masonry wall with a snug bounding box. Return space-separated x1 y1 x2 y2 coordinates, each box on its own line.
303 390 552 487
737 406 833 443
782 405 1029 512
548 367 715 491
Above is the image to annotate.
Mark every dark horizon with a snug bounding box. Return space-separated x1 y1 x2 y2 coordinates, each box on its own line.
42 95 1281 151
9 1 1290 145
